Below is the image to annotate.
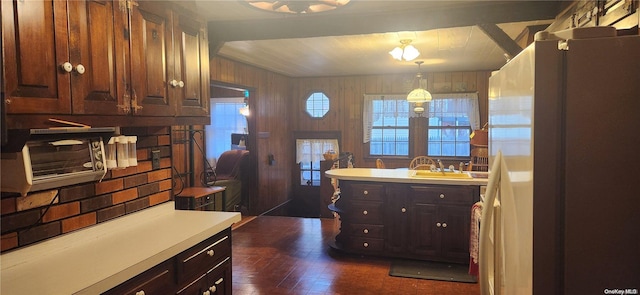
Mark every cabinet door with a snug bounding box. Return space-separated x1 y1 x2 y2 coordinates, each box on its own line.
411 203 439 257
2 0 71 114
173 13 209 116
69 0 126 115
438 205 471 263
384 185 409 253
103 260 176 295
129 1 176 116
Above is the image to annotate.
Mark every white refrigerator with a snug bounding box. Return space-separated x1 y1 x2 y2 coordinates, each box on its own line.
480 27 640 295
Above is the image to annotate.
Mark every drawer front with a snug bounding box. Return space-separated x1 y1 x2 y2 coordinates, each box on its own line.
177 257 230 295
102 260 175 295
410 185 476 205
342 223 384 238
344 200 384 224
176 229 231 285
346 183 384 201
345 237 384 253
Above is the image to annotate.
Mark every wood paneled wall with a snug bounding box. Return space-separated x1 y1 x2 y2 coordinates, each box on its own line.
291 71 491 169
209 56 491 213
209 57 293 214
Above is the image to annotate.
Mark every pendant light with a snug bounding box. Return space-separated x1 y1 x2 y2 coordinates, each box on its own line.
407 61 432 114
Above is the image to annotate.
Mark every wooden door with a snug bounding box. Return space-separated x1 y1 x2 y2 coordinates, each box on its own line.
69 0 125 115
438 205 471 263
129 1 175 116
384 185 409 253
2 0 71 114
410 202 440 257
173 13 209 116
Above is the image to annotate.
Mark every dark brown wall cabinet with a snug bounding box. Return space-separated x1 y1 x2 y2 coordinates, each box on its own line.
334 181 479 264
2 0 209 124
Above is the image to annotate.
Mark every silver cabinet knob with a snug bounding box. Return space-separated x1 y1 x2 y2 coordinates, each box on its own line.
436 222 442 227
61 62 73 73
401 208 406 213
363 190 368 195
75 64 85 74
363 242 369 248
363 229 369 234
362 210 368 215
439 193 445 199
442 223 447 228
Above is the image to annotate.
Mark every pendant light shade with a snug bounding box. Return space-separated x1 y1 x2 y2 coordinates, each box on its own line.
407 61 431 114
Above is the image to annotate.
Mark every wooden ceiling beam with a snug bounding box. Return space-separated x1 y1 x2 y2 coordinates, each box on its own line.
208 1 562 42
477 23 524 59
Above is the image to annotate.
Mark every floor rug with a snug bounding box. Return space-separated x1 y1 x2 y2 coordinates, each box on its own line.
389 260 477 283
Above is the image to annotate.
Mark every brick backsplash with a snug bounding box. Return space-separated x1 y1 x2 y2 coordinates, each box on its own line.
0 127 174 252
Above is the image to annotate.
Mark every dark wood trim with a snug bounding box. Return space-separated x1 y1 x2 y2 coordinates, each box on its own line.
6 114 209 130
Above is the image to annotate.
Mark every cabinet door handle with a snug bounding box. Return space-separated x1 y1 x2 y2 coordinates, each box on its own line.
61 62 73 73
439 193 445 199
170 79 179 87
401 207 406 213
209 285 217 292
363 190 368 195
442 223 447 228
215 278 224 285
362 210 368 215
363 242 369 248
207 249 215 256
135 291 145 295
203 291 210 295
436 222 442 227
75 64 86 74
178 80 185 88
363 229 369 234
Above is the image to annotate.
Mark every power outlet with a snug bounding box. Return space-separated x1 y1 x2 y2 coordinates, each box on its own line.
152 149 161 169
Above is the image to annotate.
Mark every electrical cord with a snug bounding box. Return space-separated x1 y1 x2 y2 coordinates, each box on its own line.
25 190 60 231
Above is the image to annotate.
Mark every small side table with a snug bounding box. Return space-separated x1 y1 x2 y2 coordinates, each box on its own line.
175 186 226 211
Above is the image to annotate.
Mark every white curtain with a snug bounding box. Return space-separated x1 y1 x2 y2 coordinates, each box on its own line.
429 92 480 130
363 92 480 143
295 139 339 164
362 94 408 144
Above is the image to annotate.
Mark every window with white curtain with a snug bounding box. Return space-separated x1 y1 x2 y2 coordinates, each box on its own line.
205 97 248 165
296 139 339 186
363 93 479 158
426 93 479 157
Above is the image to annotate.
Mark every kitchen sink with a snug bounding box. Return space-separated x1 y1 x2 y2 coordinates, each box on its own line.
411 170 472 178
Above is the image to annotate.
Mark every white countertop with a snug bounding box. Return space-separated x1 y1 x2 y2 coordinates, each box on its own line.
0 202 241 294
325 168 489 186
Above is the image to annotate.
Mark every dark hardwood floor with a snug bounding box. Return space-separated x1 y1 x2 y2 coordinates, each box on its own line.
231 215 480 295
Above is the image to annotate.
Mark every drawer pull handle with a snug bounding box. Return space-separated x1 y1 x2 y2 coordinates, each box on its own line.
215 278 224 285
439 193 445 199
363 190 368 195
203 291 210 295
207 250 215 257
363 242 369 248
401 207 406 213
442 223 447 228
135 291 145 295
363 229 369 234
362 210 368 215
209 285 217 292
436 222 442 227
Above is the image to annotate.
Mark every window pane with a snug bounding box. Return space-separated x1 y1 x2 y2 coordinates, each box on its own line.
370 97 409 156
306 92 330 117
426 97 476 157
205 99 247 162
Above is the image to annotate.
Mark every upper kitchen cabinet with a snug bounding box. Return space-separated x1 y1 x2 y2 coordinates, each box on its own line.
172 10 210 116
128 1 210 117
1 0 210 128
2 0 125 115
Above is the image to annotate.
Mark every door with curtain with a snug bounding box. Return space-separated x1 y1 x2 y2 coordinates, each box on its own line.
291 131 341 217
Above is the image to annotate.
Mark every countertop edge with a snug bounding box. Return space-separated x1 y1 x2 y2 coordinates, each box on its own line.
0 202 242 294
325 168 488 186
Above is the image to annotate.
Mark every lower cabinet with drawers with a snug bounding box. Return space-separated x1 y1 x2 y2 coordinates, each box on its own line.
332 181 479 264
103 228 232 295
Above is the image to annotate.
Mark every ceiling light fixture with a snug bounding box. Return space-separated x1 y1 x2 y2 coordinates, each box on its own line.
407 61 432 115
389 39 420 61
244 0 351 14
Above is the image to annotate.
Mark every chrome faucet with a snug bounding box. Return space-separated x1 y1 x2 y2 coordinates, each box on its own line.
437 159 446 175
